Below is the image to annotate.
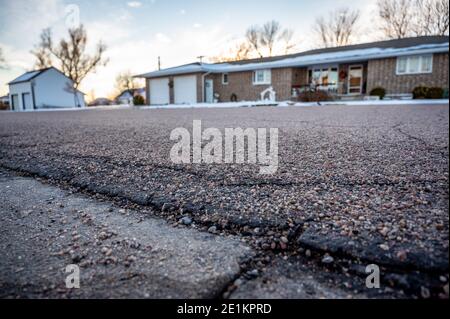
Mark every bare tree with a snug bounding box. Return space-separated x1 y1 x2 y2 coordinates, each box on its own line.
377 0 449 39
260 20 282 57
313 8 361 48
86 89 96 104
32 25 108 90
114 70 141 94
213 20 298 62
413 0 449 36
377 0 414 39
280 29 296 54
245 21 298 57
211 41 253 62
233 42 253 60
31 45 52 69
246 26 264 58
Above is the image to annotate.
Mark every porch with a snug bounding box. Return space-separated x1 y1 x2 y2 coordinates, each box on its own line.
291 63 368 100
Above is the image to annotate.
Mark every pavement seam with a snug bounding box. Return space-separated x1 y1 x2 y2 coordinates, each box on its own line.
1 164 447 298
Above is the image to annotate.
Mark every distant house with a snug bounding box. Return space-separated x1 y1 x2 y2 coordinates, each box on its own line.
88 97 113 106
137 36 449 104
0 94 9 110
8 67 86 111
0 95 9 105
115 88 146 105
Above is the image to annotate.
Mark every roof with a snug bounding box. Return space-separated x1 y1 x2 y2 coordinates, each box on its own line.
138 36 449 78
7 67 83 90
226 35 450 65
116 88 145 99
116 89 134 98
8 67 52 85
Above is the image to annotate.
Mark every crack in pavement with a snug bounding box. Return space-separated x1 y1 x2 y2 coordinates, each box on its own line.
0 170 254 299
1 165 447 299
0 105 448 299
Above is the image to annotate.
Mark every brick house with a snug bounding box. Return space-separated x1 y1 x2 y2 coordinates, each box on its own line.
138 36 449 105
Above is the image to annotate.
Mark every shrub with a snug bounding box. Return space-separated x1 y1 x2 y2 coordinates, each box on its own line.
0 102 9 111
426 87 444 99
298 90 333 102
412 86 429 99
444 88 449 99
369 87 386 100
133 95 145 105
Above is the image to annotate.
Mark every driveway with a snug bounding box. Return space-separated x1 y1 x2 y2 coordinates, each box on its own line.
0 103 448 298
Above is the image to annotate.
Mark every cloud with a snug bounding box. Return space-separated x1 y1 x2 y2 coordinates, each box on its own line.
155 33 172 44
179 9 186 15
0 0 69 95
0 0 68 48
127 1 142 8
0 43 33 70
0 42 36 95
79 25 232 97
193 23 202 28
85 20 131 46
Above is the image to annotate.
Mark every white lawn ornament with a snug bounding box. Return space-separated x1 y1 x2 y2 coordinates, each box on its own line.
261 87 276 102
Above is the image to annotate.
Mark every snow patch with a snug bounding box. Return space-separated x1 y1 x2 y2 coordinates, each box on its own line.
3 100 448 113
139 101 278 109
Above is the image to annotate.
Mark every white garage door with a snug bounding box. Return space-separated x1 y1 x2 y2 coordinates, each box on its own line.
11 94 19 111
174 75 197 104
22 93 33 110
150 78 170 105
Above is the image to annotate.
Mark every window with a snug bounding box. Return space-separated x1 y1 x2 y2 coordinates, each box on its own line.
397 58 407 74
329 68 338 85
222 73 229 85
253 69 271 85
396 55 433 75
421 55 433 73
308 66 339 87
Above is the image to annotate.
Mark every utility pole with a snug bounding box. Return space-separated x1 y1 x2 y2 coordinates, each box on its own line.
197 55 205 63
158 56 161 70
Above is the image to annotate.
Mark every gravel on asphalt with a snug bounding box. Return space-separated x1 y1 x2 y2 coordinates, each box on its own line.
0 104 448 297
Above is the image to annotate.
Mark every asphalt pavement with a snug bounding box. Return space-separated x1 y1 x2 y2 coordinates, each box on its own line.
0 103 448 298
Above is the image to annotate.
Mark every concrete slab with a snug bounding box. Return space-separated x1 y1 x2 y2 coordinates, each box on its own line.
0 171 253 298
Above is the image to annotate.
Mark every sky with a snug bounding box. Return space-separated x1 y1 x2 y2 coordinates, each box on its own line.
0 0 380 98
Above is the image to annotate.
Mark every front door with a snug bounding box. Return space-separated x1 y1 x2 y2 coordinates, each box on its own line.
205 79 213 103
348 65 363 95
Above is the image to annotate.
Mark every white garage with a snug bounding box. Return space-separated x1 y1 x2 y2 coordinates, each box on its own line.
174 75 197 104
8 67 86 111
139 63 205 106
149 78 170 105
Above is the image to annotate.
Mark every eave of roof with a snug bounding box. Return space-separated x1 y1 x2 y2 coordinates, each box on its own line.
8 68 52 85
138 39 449 79
8 67 79 87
